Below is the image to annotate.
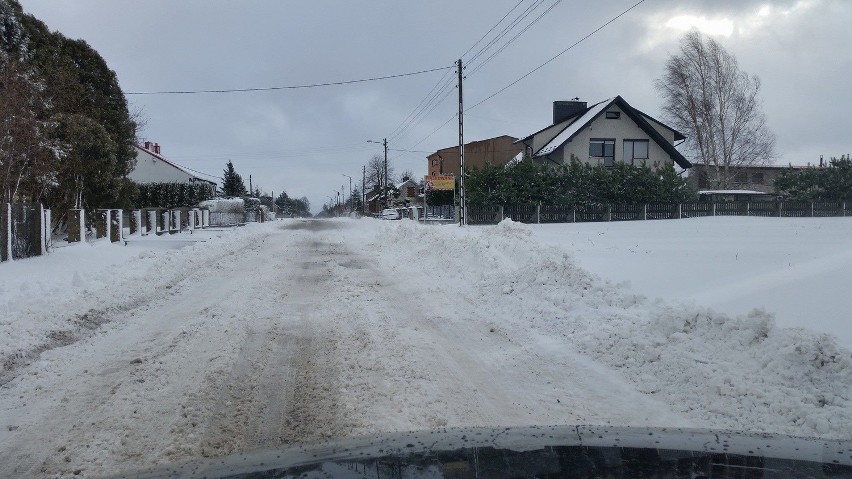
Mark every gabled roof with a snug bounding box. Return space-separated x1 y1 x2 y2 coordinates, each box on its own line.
536 99 613 156
133 145 217 185
525 96 692 169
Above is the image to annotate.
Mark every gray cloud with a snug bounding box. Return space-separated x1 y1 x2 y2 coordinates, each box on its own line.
17 0 850 210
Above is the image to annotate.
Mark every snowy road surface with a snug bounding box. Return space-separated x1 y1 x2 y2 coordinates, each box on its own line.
0 219 849 477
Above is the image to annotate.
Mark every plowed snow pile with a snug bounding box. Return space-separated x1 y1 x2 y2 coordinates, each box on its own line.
373 219 851 439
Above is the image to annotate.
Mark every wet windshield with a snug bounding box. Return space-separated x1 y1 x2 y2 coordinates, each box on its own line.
0 1 850 477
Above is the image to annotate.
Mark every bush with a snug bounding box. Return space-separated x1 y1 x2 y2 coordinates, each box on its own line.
134 182 214 209
466 158 696 207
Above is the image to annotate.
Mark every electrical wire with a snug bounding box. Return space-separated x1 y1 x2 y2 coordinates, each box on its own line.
466 0 562 77
124 66 453 95
384 0 536 146
467 0 648 113
460 0 526 60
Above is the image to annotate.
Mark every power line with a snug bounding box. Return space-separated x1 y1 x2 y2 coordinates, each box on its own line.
124 66 453 95
466 0 546 66
460 0 526 60
384 0 535 146
466 0 562 77
467 0 647 113
388 75 457 142
409 114 458 149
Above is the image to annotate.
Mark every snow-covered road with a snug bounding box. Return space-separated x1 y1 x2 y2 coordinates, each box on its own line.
1 218 849 477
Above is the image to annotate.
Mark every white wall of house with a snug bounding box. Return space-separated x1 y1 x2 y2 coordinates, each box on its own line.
552 105 675 169
129 148 197 184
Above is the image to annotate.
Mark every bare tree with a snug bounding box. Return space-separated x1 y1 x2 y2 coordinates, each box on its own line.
656 32 776 188
365 154 394 189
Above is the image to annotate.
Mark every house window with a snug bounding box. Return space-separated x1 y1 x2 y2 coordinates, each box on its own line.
752 172 765 185
623 139 649 165
605 111 621 119
431 158 439 166
735 172 748 184
698 171 709 188
589 139 615 167
407 187 416 197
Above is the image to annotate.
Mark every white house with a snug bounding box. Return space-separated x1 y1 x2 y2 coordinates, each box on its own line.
516 96 692 171
129 142 217 194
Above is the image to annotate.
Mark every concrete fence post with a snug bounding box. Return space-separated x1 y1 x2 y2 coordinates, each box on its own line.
1 203 10 262
643 204 647 221
160 210 169 235
202 209 210 228
746 202 750 216
40 204 49 255
67 209 84 243
844 202 847 217
777 201 783 217
811 202 815 217
572 208 576 223
677 204 682 220
712 203 716 217
497 205 504 223
536 203 541 224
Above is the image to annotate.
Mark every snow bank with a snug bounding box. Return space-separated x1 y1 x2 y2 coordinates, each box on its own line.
199 198 244 213
0 223 277 379
371 219 852 439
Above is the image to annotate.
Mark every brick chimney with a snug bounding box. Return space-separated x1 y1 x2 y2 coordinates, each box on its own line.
143 141 152 151
553 100 588 124
154 143 161 155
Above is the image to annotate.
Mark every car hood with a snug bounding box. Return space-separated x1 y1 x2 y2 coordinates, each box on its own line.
114 425 852 478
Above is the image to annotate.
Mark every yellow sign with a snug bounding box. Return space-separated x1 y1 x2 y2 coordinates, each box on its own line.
425 175 455 191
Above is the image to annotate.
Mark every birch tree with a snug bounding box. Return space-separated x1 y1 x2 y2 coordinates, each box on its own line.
656 32 776 189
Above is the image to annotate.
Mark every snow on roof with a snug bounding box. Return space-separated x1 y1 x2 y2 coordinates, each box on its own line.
134 145 217 185
504 151 524 169
699 190 771 195
535 99 613 157
395 179 417 189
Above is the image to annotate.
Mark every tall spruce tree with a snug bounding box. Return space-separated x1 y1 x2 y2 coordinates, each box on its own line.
221 160 246 197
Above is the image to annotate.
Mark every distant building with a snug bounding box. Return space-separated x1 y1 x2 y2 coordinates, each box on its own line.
427 135 522 178
129 142 217 194
687 163 818 193
516 96 691 170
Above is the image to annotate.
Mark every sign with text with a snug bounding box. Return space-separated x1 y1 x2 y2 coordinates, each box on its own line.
424 175 455 191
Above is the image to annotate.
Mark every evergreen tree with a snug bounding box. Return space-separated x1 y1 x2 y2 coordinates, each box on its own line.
221 160 246 197
775 156 852 202
1 0 138 211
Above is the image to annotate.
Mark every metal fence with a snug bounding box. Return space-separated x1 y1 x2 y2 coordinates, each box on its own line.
209 212 245 227
0 203 50 261
466 201 849 225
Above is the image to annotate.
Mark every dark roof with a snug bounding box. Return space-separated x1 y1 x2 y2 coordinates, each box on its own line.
524 96 691 169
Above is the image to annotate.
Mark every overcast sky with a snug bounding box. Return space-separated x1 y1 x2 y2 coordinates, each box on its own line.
17 0 852 212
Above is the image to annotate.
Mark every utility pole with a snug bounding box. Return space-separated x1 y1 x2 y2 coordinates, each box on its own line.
457 58 466 226
249 175 253 196
342 174 353 214
362 165 366 214
383 138 388 208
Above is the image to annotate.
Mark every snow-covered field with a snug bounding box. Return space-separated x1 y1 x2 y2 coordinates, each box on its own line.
0 217 849 477
529 217 852 349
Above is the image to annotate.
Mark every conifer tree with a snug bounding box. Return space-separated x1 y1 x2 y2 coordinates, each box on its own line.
221 161 247 197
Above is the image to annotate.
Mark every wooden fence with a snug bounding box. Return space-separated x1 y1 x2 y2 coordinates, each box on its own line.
467 201 849 225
